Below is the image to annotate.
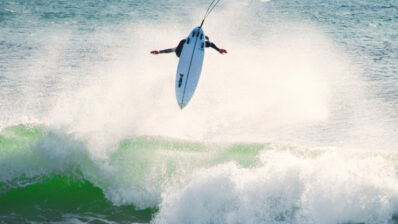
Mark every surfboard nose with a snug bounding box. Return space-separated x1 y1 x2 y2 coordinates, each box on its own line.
179 103 186 110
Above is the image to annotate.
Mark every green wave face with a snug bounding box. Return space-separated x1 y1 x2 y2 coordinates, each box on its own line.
0 175 155 223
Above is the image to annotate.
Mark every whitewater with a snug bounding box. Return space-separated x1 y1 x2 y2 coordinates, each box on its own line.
1 0 398 223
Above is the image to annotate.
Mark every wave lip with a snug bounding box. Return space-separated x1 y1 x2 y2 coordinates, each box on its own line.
0 125 91 187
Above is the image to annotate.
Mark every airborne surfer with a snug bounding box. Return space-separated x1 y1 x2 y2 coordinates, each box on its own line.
150 0 226 109
150 35 227 57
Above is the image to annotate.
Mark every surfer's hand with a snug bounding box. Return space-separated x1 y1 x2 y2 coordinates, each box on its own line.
219 49 227 54
150 50 160 55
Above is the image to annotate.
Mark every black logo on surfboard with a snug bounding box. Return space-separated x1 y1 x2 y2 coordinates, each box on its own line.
178 74 184 88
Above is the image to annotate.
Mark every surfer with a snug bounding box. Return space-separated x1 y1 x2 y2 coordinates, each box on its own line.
150 36 227 57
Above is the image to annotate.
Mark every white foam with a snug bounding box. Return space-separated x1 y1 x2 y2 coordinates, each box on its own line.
154 149 398 224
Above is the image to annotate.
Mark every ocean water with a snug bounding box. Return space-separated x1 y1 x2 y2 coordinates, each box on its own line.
1 0 398 223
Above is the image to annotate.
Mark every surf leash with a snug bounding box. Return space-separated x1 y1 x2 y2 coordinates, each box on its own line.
200 0 223 28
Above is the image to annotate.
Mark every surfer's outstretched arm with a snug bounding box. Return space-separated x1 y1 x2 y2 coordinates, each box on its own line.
205 41 227 54
150 48 176 55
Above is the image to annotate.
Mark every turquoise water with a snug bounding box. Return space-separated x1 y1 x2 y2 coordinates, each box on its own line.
1 0 398 223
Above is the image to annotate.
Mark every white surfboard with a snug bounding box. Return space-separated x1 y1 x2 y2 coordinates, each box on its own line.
175 27 205 109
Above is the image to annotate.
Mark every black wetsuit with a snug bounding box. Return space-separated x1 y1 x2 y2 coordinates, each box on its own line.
159 39 221 57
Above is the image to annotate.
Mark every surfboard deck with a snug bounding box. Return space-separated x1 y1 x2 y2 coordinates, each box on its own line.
175 27 205 109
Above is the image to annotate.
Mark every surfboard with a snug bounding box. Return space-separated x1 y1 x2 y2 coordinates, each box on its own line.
175 27 205 109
